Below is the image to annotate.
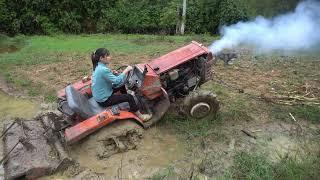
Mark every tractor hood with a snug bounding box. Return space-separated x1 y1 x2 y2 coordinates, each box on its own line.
148 41 212 74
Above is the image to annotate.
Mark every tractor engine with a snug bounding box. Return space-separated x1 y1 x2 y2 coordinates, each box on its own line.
159 54 214 101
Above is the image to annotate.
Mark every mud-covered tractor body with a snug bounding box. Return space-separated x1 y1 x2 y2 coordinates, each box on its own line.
2 41 218 179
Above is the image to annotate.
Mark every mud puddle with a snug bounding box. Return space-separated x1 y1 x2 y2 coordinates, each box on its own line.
0 90 40 180
46 127 185 179
0 90 40 121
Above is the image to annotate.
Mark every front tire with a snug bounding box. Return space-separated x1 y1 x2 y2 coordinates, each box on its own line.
182 90 220 119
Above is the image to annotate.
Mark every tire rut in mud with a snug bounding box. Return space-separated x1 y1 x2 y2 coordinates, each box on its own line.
70 120 144 161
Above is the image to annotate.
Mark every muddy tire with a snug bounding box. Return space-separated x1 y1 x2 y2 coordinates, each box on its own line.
71 120 143 160
182 90 220 119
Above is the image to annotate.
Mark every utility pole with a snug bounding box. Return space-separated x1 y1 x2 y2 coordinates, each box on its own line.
180 0 187 35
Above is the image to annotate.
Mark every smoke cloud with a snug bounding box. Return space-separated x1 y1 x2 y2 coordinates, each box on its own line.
209 0 320 54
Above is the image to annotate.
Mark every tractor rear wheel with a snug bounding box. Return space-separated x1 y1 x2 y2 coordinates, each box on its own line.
182 90 220 119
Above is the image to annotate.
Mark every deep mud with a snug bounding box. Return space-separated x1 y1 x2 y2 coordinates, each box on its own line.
0 88 185 179
71 120 144 164
45 126 185 179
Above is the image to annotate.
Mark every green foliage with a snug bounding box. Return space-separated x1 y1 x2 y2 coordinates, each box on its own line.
243 0 299 18
217 0 249 26
184 0 250 33
0 0 299 35
159 0 180 34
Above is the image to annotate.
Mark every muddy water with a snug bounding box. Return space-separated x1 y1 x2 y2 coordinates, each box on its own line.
73 127 184 179
0 91 40 121
46 127 185 179
0 90 40 179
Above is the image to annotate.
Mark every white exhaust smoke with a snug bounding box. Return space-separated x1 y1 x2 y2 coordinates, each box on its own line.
209 0 320 54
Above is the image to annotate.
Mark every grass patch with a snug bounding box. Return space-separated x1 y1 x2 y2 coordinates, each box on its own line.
222 96 254 121
150 166 177 180
203 82 254 121
0 34 25 48
0 34 216 66
202 82 230 100
44 91 57 102
270 104 320 123
291 105 320 123
160 112 217 139
225 151 320 180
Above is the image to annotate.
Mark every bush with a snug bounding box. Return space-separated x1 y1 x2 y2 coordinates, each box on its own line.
0 0 297 35
217 0 249 26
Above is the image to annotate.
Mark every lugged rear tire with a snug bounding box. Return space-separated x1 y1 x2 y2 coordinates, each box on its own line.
182 90 220 119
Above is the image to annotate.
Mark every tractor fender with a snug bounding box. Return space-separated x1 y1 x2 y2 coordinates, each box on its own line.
64 110 143 145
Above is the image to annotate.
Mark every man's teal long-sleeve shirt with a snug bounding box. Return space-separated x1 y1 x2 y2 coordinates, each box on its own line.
92 62 125 102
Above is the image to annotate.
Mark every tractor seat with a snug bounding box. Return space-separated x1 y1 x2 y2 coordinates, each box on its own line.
65 85 129 119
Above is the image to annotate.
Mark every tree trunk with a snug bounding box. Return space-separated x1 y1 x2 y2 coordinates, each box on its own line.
176 5 181 34
180 0 187 35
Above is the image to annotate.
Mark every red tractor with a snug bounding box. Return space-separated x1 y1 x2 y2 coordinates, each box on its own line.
2 41 219 179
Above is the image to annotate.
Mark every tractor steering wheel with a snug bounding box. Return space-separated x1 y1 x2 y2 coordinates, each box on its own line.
115 65 134 87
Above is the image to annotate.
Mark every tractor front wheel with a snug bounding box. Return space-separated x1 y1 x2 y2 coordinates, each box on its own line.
182 90 220 119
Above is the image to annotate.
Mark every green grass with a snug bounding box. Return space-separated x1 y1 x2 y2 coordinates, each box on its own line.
160 112 223 139
0 34 216 66
270 104 320 123
222 95 254 121
291 105 320 123
150 166 177 180
224 151 320 180
0 33 217 101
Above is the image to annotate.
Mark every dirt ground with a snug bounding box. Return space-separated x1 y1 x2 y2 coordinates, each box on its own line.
0 47 319 179
15 53 150 93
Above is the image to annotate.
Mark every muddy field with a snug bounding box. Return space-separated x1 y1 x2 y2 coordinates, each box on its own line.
0 41 319 179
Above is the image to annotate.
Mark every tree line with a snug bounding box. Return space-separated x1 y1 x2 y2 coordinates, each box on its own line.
0 0 299 35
